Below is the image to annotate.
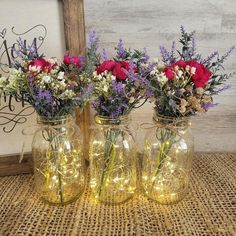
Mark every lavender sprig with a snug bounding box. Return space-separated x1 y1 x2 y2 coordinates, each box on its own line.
88 29 99 50
202 103 218 111
126 60 136 81
170 41 176 63
101 48 109 61
160 46 171 64
141 48 150 63
213 85 231 94
86 29 100 74
116 39 126 59
216 46 235 65
201 51 219 64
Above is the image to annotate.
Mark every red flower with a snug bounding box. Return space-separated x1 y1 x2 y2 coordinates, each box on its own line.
96 60 117 74
186 60 212 88
119 61 130 71
96 60 130 80
174 60 187 68
164 67 175 80
28 58 53 73
71 56 81 68
113 62 129 80
63 53 81 68
63 54 71 65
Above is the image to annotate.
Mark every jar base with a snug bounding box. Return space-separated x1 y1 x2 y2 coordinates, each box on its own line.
93 195 134 205
145 188 189 205
39 190 84 205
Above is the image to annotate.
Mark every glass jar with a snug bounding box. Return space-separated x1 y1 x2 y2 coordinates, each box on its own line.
32 115 85 205
89 115 137 204
142 113 193 204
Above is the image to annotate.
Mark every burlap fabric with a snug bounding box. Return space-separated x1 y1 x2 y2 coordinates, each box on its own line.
0 153 235 236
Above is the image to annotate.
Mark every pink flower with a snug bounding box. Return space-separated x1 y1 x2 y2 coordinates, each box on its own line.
174 60 187 68
63 53 81 68
71 56 81 68
63 54 71 65
186 60 212 88
96 60 131 80
113 61 130 80
27 58 53 73
96 60 117 74
164 67 175 80
163 60 212 87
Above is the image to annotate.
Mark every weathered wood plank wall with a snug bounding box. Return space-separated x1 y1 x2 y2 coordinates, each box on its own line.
84 0 236 152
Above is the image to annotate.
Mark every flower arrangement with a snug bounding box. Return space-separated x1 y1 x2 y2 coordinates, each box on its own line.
0 38 97 205
148 26 235 118
87 31 152 203
87 31 151 119
141 27 235 204
0 38 91 118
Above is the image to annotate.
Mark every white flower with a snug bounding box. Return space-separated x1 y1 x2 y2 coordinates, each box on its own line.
140 63 148 68
42 75 51 83
103 85 108 92
50 69 59 75
185 65 190 72
46 57 57 65
111 75 116 81
59 89 76 99
177 70 183 77
28 65 41 73
59 80 66 87
150 69 157 76
129 97 135 103
157 72 168 84
57 71 64 80
0 76 7 83
9 68 22 76
93 71 98 77
196 87 204 95
178 99 188 113
0 76 7 88
97 74 103 80
7 68 23 88
191 67 196 75
174 65 179 71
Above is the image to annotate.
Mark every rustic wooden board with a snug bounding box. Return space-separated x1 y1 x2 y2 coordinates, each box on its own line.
0 153 33 177
0 0 89 176
84 0 236 152
63 0 91 160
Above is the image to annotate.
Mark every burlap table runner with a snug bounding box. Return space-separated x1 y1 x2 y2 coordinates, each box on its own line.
0 153 235 236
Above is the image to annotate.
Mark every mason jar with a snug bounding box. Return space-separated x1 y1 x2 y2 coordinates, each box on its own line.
142 113 194 204
89 115 137 204
32 115 85 205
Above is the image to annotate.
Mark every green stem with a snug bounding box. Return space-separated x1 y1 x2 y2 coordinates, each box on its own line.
57 162 64 203
98 128 119 197
151 129 175 191
44 128 64 203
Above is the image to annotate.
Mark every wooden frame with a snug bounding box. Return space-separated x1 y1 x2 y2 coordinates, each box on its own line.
0 0 89 176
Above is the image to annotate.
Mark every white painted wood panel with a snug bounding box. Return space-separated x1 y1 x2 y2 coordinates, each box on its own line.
0 0 65 155
84 0 236 152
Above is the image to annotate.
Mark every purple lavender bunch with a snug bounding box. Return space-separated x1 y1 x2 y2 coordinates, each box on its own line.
101 48 109 61
201 51 219 65
116 39 126 59
88 29 99 50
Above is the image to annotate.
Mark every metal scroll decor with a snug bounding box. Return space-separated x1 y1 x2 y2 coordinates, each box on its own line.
0 25 47 133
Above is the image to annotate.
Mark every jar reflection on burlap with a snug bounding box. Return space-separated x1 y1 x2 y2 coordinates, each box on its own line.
89 115 137 205
32 115 85 205
141 113 194 204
